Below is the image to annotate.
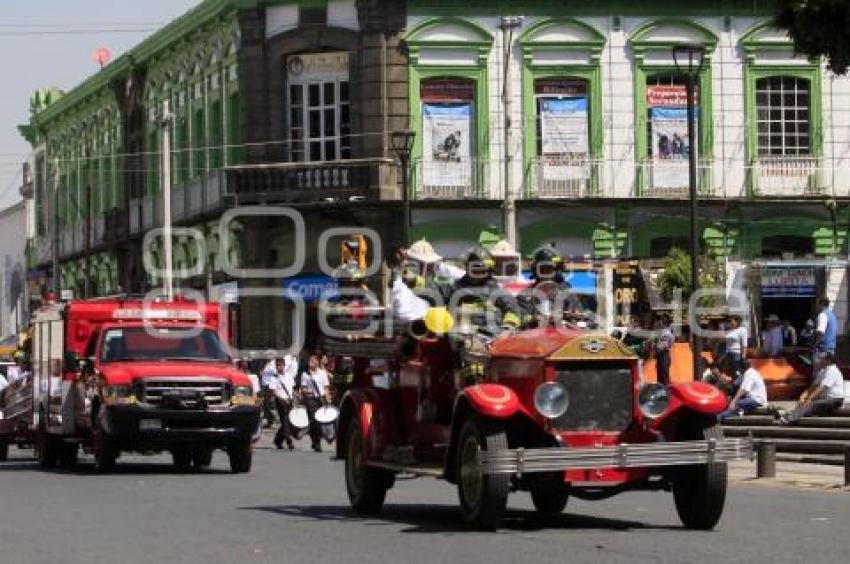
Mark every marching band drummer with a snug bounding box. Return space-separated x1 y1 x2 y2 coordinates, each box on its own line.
296 353 331 453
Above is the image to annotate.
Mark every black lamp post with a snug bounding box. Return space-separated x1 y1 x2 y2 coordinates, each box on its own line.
391 129 416 245
673 43 706 380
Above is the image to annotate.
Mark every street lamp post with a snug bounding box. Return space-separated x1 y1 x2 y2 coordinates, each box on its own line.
673 43 706 381
391 129 416 245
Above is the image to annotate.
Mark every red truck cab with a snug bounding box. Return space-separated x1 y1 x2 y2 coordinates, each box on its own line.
31 297 259 473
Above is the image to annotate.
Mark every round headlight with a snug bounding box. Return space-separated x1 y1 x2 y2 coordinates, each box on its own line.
638 383 670 419
534 382 570 419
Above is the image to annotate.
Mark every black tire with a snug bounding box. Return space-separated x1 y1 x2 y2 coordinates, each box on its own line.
228 440 252 473
172 450 193 471
456 417 510 530
92 423 118 473
0 442 8 462
530 474 569 517
36 414 59 469
344 415 393 515
192 449 213 469
672 421 728 530
58 442 79 469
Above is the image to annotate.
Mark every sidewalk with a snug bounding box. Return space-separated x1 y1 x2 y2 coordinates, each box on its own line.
730 459 850 492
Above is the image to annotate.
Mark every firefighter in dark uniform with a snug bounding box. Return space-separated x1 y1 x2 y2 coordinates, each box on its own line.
520 244 571 326
451 246 523 334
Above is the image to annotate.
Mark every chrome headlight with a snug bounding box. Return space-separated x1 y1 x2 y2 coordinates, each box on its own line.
534 382 569 419
638 383 670 419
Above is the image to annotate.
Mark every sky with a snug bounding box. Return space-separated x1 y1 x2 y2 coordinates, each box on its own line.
0 0 202 210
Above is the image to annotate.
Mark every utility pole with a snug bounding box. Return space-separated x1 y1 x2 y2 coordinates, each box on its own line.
51 158 59 296
84 148 92 298
160 100 174 300
500 16 523 247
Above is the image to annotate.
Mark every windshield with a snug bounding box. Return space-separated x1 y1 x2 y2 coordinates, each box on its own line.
99 327 230 363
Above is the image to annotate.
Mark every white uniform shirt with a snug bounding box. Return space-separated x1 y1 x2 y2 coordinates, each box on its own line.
261 360 278 388
735 368 768 406
299 369 330 398
391 275 430 321
815 364 846 400
0 373 8 394
725 326 748 355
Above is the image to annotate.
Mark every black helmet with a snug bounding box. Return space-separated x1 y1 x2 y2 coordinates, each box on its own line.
530 244 561 280
461 246 495 279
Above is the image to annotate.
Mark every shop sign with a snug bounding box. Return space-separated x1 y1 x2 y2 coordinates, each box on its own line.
282 275 339 302
612 261 648 325
287 52 349 82
761 267 816 298
646 85 699 107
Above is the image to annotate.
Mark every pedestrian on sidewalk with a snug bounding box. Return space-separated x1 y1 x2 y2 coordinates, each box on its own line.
814 297 838 361
296 353 331 453
719 315 747 376
782 352 845 423
719 358 768 421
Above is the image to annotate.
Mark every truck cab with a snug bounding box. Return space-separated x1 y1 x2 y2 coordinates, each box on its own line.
31 297 260 473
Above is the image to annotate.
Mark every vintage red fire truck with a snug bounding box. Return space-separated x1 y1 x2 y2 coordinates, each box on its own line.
24 296 259 473
331 313 752 530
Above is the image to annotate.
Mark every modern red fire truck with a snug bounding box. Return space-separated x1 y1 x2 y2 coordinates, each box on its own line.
26 296 259 473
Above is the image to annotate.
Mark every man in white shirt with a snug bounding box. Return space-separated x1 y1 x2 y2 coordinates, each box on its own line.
786 353 846 420
720 358 768 421
390 240 464 322
297 353 331 452
722 315 748 375
260 350 279 428
270 358 296 450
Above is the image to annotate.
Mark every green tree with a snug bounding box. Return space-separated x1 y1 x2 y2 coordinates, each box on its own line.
775 0 850 75
658 247 725 305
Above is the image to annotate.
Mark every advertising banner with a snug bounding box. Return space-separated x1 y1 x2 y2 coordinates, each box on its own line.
283 275 339 302
422 102 472 186
650 107 694 188
539 97 589 182
761 267 817 298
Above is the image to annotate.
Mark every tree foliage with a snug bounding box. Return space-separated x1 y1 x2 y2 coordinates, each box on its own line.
775 0 850 75
659 247 725 305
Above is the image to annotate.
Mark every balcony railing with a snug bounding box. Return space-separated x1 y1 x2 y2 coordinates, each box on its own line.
413 158 497 200
752 156 821 196
225 158 396 203
528 157 601 198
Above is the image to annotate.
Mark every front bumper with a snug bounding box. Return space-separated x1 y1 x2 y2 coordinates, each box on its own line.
103 404 261 449
479 438 753 475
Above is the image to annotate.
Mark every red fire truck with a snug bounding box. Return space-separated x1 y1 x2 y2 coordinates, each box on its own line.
26 296 259 473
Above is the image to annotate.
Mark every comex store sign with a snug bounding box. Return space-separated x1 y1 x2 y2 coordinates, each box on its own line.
283 276 339 302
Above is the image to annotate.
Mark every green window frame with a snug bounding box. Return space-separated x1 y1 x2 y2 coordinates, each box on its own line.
226 90 242 165
192 105 206 178
741 22 823 196
147 125 160 195
628 19 717 196
518 18 605 197
405 18 493 198
209 97 223 169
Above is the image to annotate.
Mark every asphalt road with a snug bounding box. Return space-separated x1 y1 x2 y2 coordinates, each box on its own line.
1 435 847 564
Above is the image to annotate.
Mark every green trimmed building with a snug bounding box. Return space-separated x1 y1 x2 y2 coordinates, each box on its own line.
20 0 850 347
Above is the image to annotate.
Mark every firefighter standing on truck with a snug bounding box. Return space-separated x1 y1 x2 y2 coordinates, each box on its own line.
450 246 522 335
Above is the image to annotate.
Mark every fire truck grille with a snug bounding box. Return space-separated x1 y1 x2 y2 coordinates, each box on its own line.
139 379 229 408
552 362 633 432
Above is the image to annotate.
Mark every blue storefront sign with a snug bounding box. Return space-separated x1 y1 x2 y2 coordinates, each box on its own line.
282 275 339 302
761 267 816 298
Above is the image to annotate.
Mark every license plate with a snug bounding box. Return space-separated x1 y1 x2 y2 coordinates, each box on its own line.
139 419 162 431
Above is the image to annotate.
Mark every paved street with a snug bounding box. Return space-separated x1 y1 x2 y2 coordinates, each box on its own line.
0 435 847 564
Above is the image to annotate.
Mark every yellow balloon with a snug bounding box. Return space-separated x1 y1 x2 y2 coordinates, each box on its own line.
424 307 454 335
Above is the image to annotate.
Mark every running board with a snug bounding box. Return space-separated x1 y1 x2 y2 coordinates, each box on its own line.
367 461 444 478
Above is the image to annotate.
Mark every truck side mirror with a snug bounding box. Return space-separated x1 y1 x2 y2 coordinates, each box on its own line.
64 351 80 372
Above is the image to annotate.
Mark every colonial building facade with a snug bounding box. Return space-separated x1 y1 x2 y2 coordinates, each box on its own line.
20 0 850 346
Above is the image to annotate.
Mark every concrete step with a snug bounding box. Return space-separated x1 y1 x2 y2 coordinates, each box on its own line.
748 406 850 417
724 416 850 428
724 425 850 441
776 453 847 466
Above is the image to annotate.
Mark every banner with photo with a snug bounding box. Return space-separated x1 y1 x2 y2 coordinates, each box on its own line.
650 107 694 188
422 102 472 187
539 97 589 181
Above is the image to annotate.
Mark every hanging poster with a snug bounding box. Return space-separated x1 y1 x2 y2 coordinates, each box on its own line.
540 98 589 157
422 102 472 187
647 85 698 189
